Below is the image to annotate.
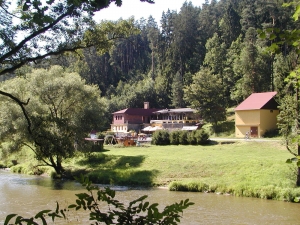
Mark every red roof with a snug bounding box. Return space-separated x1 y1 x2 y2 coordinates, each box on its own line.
235 92 277 111
112 108 159 116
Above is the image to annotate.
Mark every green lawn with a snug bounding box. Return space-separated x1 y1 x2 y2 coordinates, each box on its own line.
96 141 300 201
5 140 300 201
96 141 293 186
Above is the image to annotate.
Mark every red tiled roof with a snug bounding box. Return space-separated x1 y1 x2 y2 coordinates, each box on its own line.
235 92 277 111
112 108 159 116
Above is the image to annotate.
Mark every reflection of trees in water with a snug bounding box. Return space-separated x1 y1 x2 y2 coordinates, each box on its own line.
26 176 81 190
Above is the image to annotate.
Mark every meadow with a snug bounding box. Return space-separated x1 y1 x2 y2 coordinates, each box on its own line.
4 140 300 201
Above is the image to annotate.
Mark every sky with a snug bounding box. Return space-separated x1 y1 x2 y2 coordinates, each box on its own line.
94 0 207 25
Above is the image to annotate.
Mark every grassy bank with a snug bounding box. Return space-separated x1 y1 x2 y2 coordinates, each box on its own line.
3 140 300 201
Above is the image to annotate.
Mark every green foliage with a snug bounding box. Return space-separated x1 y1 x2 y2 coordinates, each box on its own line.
5 175 194 225
169 131 181 145
0 0 153 77
184 68 226 132
263 129 280 138
169 181 209 192
0 66 107 175
151 130 170 145
193 130 210 145
169 180 300 202
179 130 189 145
153 130 210 146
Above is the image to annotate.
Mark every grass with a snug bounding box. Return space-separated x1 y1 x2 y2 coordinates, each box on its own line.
3 140 300 201
99 141 294 186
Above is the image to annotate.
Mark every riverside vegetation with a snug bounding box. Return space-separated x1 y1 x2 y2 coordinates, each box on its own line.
2 140 300 202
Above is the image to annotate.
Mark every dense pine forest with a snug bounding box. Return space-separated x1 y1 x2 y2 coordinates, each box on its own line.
2 0 300 130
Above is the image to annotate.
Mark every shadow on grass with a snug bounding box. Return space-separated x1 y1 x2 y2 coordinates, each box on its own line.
207 140 237 145
74 153 158 186
207 140 219 145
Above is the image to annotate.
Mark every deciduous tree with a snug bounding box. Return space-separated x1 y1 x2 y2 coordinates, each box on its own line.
0 66 107 176
184 68 226 133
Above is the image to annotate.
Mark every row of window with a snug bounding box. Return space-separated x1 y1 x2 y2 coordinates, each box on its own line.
115 116 123 120
113 126 127 131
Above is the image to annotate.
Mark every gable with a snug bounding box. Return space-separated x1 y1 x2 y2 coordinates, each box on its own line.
260 98 279 110
235 92 277 111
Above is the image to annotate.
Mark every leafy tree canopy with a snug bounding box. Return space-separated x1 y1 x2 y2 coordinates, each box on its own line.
0 0 154 77
0 66 107 175
183 68 226 132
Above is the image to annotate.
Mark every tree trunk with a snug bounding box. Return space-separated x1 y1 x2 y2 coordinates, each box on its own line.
50 156 64 178
297 167 300 187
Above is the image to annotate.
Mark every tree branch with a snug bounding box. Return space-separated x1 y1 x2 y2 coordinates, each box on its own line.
0 90 32 134
0 6 74 64
285 139 297 156
0 36 125 76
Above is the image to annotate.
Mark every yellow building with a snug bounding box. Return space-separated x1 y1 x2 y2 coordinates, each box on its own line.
235 92 279 138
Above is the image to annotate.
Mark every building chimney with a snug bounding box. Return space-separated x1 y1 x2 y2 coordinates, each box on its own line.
144 102 149 109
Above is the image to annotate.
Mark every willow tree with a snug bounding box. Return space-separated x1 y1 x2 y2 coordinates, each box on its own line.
0 66 107 176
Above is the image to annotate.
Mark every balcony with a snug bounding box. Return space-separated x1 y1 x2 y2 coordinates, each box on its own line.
150 119 198 125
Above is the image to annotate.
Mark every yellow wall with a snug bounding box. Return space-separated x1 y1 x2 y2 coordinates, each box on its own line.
259 109 279 136
235 109 279 138
235 110 260 125
235 110 259 137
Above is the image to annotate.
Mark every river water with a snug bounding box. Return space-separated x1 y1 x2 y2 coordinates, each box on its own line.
0 170 300 225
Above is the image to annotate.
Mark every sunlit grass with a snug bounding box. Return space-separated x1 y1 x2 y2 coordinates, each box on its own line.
4 140 300 201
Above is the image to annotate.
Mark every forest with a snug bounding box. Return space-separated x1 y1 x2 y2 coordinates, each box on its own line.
1 0 300 131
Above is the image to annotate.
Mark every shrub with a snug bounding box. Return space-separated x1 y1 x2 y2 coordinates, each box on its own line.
151 130 170 145
194 129 210 145
188 131 197 145
170 130 181 145
263 129 280 138
179 130 189 145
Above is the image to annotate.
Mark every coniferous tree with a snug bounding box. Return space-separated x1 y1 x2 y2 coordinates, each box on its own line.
171 71 185 108
219 3 241 47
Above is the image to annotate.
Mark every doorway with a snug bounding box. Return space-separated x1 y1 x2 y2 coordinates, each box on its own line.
250 127 258 137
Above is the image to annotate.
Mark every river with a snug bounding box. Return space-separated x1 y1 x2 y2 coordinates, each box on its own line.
0 170 299 225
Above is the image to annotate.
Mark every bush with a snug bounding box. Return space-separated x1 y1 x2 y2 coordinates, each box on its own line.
263 129 280 138
152 129 209 146
188 131 197 145
194 129 210 145
179 131 189 145
170 131 181 145
151 130 170 145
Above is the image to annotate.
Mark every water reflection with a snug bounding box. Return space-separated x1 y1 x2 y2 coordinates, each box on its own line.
1 170 300 225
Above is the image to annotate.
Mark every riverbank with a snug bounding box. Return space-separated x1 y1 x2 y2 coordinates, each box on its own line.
3 140 300 202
